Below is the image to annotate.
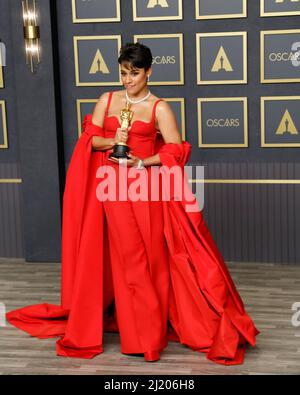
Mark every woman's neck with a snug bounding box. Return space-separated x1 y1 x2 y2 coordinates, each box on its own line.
125 87 150 101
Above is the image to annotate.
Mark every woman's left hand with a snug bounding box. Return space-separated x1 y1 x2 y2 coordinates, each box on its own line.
108 153 141 168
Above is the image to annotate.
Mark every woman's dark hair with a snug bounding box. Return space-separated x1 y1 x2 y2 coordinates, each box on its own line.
118 42 153 71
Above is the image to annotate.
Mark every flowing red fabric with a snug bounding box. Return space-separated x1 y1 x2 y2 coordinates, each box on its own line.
6 115 259 364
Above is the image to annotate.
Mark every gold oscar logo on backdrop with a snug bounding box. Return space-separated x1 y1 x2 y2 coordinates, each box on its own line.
276 109 298 135
211 46 233 72
89 49 110 75
147 0 169 8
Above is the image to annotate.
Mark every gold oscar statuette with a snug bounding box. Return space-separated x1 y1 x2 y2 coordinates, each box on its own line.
109 101 133 159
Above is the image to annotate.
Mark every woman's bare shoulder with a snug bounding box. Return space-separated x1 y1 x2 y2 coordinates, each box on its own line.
155 98 171 113
96 91 110 105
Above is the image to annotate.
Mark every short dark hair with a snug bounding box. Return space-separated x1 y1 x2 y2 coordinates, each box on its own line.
118 42 153 71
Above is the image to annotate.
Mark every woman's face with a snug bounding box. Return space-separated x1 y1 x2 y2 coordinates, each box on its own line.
120 62 151 94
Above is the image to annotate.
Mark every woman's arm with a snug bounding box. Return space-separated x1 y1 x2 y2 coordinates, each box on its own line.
143 153 161 167
91 92 115 151
155 100 182 144
143 101 182 167
91 92 130 151
92 136 115 151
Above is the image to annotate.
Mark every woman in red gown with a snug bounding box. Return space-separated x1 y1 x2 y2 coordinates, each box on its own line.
6 43 259 365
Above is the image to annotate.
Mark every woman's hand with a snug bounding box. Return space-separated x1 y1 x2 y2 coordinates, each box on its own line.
108 153 142 168
113 127 131 145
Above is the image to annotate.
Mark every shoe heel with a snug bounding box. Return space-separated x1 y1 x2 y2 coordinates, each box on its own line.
144 350 160 362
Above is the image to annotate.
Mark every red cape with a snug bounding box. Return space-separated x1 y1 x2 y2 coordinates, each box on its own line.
6 115 259 365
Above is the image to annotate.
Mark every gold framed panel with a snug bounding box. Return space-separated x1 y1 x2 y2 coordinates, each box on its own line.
197 97 248 148
260 0 300 17
72 0 121 23
261 30 300 83
196 32 248 85
76 97 186 140
0 66 3 88
0 101 8 149
133 0 183 21
195 0 247 20
74 35 123 87
0 179 22 183
134 33 184 85
76 99 98 138
261 96 300 147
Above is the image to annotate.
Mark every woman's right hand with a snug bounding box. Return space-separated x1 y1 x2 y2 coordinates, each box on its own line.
113 127 130 145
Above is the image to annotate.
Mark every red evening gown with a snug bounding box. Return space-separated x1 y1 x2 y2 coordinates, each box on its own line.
6 91 259 365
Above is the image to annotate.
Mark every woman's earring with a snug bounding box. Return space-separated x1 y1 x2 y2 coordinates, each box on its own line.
147 75 150 82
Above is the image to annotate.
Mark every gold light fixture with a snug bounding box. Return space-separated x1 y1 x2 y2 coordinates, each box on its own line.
22 0 40 73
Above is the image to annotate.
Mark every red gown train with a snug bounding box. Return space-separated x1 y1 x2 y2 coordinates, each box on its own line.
6 93 259 365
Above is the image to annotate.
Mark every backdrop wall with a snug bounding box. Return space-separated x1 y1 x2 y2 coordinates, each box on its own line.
1 0 300 264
